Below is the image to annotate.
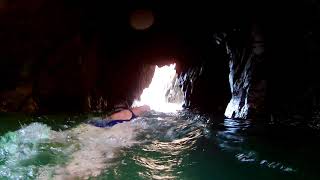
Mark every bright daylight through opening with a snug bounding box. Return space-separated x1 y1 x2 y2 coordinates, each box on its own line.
132 63 184 113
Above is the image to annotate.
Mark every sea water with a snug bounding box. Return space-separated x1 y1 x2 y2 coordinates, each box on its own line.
0 111 319 180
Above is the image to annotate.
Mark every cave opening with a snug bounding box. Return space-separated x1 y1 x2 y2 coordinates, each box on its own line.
132 63 184 113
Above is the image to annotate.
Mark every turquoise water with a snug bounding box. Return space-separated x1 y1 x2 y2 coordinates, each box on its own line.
0 111 319 179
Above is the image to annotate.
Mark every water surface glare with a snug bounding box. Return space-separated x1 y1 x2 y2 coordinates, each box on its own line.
0 111 319 179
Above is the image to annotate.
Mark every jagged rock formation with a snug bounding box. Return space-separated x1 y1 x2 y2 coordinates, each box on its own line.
223 26 266 119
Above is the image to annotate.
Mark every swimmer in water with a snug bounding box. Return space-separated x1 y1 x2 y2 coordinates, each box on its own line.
43 105 151 179
88 105 151 128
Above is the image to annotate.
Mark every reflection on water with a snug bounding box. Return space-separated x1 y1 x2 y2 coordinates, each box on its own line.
135 120 203 179
135 157 178 180
144 129 201 154
0 111 320 179
217 118 297 174
127 111 208 180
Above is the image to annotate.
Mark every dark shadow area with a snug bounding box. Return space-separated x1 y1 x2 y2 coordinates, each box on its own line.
0 0 319 126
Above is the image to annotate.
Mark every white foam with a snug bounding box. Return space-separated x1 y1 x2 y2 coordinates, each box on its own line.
39 121 140 179
0 123 51 179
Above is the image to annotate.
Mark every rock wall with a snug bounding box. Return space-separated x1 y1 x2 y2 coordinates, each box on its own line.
178 46 231 117
0 0 319 122
223 26 266 119
0 84 37 113
265 1 320 124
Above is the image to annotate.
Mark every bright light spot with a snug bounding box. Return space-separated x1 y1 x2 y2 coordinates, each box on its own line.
133 64 183 113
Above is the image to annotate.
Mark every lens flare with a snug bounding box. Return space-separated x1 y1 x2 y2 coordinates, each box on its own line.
133 64 183 113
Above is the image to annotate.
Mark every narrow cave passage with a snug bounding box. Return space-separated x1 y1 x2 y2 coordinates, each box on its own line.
0 0 320 179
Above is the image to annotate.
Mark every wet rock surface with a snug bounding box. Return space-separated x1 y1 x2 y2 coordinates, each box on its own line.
0 84 37 113
223 26 266 119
